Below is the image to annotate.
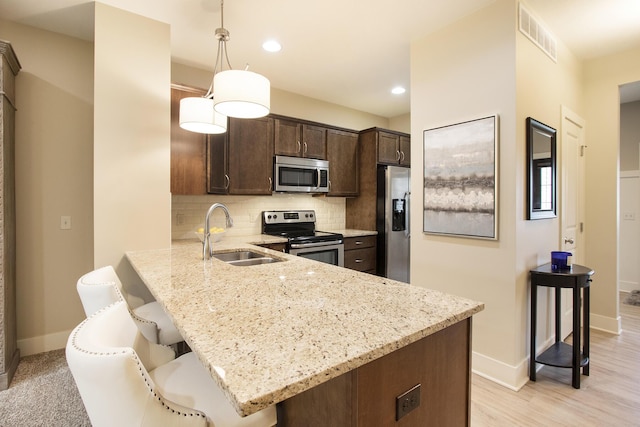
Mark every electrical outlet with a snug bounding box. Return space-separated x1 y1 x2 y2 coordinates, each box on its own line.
396 383 421 421
176 213 185 225
623 212 636 221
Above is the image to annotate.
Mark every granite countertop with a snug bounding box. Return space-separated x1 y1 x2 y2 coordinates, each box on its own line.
126 237 483 417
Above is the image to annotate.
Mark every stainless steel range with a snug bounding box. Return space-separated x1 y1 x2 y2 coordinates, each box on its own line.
262 210 344 267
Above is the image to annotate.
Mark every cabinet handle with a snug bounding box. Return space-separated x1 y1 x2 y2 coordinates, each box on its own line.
564 237 574 245
297 140 301 153
268 177 273 191
224 174 230 190
355 259 363 263
328 180 332 191
396 150 401 161
303 141 308 155
355 241 363 245
400 151 405 162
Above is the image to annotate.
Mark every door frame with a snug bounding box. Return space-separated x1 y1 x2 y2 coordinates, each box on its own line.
559 105 586 339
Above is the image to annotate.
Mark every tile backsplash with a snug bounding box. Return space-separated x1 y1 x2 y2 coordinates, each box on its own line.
172 194 346 240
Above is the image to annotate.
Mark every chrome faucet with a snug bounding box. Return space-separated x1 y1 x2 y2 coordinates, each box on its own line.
203 203 233 259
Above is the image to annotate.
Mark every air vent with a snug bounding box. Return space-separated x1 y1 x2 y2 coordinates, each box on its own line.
519 3 557 62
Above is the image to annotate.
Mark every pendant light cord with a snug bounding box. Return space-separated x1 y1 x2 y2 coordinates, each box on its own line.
205 0 233 98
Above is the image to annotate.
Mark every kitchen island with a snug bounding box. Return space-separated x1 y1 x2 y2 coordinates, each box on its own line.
126 238 483 426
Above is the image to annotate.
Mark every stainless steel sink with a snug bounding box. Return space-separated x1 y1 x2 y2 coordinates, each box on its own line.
212 250 283 267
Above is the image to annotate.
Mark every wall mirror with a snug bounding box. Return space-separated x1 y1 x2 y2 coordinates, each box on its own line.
526 117 556 220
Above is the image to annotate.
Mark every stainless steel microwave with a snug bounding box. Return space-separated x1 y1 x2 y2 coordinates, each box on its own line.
274 155 329 193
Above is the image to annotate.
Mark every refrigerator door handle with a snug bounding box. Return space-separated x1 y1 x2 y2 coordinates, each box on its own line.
404 191 411 238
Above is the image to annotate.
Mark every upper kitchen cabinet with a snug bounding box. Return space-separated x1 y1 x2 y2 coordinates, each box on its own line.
326 128 359 197
209 116 275 195
274 117 327 160
170 84 208 195
366 128 411 167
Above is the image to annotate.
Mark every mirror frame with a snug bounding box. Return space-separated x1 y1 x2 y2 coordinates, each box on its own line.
526 117 557 220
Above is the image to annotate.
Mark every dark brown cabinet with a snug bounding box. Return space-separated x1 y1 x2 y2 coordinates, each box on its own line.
327 129 359 197
346 128 410 231
278 318 472 426
209 116 274 195
274 118 327 160
170 84 208 195
344 235 376 274
375 129 411 167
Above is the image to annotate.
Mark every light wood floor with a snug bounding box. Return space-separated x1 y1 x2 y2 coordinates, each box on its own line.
470 301 640 426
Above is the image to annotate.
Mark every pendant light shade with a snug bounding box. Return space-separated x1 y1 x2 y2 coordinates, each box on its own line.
178 0 270 133
179 97 227 134
213 70 270 119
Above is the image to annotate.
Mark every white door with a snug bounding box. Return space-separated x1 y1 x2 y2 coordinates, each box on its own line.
560 106 586 339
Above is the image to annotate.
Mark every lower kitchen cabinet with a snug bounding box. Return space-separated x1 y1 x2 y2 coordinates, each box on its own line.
344 235 376 274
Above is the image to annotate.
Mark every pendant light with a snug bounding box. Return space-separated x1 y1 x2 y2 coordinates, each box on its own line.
179 0 270 134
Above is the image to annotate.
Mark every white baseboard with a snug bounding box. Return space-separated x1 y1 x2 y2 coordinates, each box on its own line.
619 281 638 293
472 335 557 391
472 351 529 391
17 329 72 357
591 313 621 335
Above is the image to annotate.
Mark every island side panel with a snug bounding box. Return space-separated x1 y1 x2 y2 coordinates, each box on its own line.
357 318 471 426
276 318 472 426
276 370 357 427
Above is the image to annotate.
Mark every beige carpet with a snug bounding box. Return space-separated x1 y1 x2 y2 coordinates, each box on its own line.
624 289 640 306
0 349 90 426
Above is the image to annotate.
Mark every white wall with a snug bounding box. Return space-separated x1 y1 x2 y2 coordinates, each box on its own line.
172 62 393 132
411 0 521 387
618 101 640 293
583 46 640 331
93 4 171 296
0 19 94 356
620 101 640 172
410 0 584 389
619 171 639 292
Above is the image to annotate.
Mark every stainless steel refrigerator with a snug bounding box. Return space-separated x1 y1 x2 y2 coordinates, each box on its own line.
376 165 410 283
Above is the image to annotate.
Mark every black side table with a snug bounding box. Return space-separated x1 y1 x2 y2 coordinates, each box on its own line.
529 263 594 389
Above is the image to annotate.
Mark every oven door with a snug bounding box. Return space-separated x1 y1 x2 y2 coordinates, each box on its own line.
288 241 344 267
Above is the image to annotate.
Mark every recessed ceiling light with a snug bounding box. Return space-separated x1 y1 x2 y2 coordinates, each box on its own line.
262 40 282 52
391 86 406 95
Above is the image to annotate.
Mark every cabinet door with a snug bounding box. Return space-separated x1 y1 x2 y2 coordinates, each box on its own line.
399 135 411 166
327 129 358 196
208 131 229 194
302 124 327 159
377 131 400 165
171 85 208 195
274 119 301 157
227 117 274 195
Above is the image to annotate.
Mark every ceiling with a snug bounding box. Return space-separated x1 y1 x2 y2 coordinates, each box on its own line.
2 0 640 117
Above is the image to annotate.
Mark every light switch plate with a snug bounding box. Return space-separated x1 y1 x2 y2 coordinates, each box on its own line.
60 216 72 230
